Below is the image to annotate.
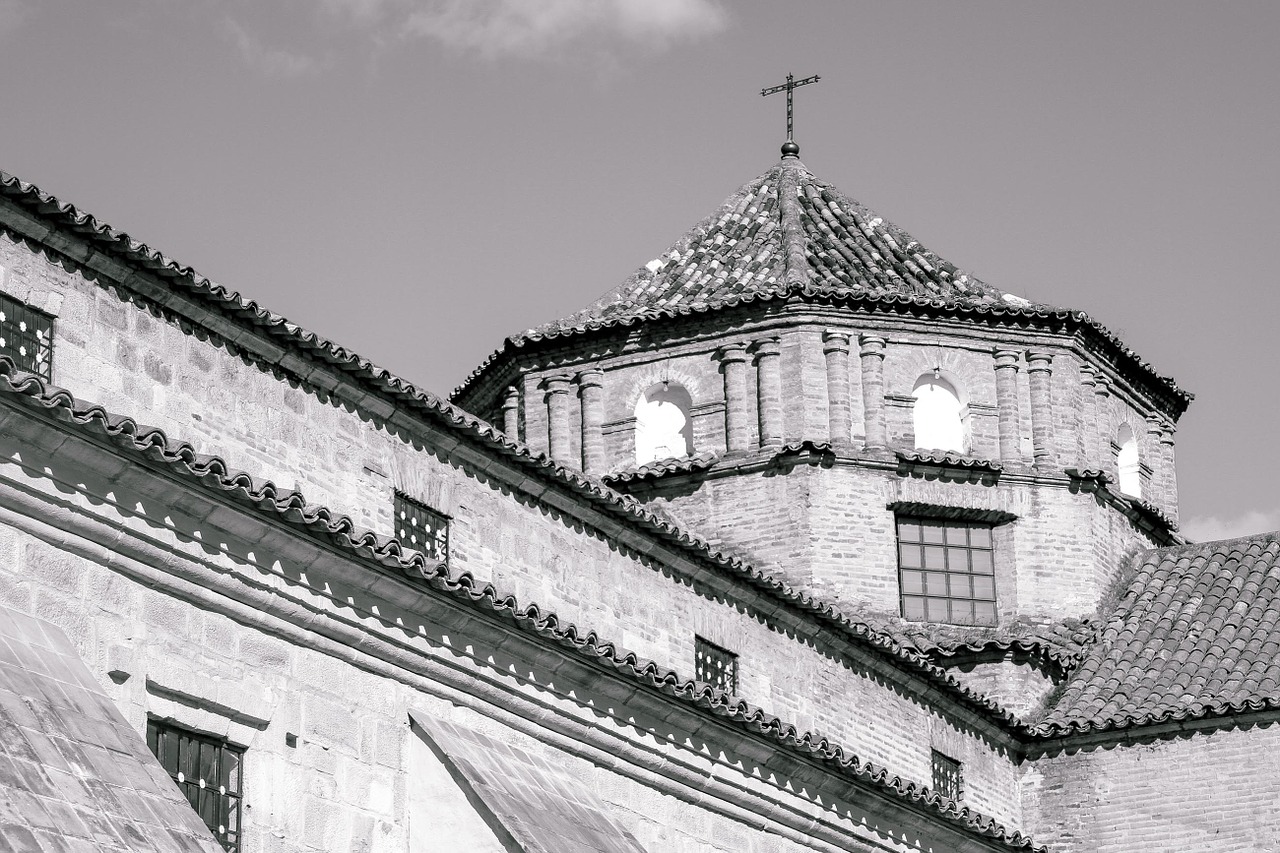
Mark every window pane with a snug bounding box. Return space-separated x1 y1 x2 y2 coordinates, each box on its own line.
970 549 994 575
923 546 945 569
901 571 924 595
974 601 997 625
921 522 945 544
947 574 971 599
924 597 949 621
903 596 926 620
944 524 969 546
946 547 969 571
899 544 921 569
969 526 992 548
973 576 996 600
924 572 948 595
898 520 921 542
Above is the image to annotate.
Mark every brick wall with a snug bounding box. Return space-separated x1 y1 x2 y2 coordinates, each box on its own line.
1024 725 1280 852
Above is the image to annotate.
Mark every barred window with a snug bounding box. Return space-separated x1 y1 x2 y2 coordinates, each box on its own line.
694 636 737 694
897 517 996 626
931 750 963 802
394 491 450 566
0 293 53 379
146 720 243 853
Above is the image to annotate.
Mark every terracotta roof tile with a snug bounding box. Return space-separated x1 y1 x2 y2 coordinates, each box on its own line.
1039 533 1280 735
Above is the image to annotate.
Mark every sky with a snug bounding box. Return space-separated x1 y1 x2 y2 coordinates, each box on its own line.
1 1 1277 542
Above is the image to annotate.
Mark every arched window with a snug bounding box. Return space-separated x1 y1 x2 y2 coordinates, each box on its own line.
634 383 693 465
1117 424 1141 497
912 374 965 453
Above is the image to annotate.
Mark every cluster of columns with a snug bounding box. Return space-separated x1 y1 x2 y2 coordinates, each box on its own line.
501 336 1177 516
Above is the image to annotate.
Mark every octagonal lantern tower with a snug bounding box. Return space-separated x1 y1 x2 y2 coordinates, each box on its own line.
451 144 1190 632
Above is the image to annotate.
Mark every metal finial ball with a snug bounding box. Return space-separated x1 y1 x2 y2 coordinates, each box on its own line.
781 140 800 158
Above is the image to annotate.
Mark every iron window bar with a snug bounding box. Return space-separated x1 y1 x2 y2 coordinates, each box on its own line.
147 719 244 853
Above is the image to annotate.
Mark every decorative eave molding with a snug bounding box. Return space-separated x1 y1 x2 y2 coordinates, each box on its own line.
895 451 1005 476
451 283 1192 419
1065 468 1183 546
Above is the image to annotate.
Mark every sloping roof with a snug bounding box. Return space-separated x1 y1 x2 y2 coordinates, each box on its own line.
0 604 223 853
0 358 1042 851
539 156 1022 337
1039 533 1280 735
410 713 648 853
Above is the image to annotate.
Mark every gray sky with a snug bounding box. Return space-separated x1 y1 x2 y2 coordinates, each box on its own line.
2 1 1277 541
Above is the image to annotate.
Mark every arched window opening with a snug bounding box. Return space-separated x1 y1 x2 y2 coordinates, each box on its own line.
634 383 693 466
912 374 965 453
1117 424 1141 497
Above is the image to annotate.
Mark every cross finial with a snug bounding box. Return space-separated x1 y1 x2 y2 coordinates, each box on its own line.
761 72 820 157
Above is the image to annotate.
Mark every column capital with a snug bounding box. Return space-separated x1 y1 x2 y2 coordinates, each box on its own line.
822 330 851 354
1026 351 1055 373
1093 374 1112 397
992 349 1022 370
751 337 782 359
715 342 749 364
858 334 887 357
576 368 605 390
1078 361 1098 386
542 375 572 395
502 386 520 406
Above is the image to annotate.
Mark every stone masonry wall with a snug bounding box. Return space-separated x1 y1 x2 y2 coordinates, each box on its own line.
0 224 1025 827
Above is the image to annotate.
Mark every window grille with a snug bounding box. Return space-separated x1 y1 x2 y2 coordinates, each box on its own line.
0 293 53 379
694 636 737 694
897 517 997 626
931 750 963 802
394 491 450 566
146 720 243 853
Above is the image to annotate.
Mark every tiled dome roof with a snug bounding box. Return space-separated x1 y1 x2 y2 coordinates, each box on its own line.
534 155 1036 338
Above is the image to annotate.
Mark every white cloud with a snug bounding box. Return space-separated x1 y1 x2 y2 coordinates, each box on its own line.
224 18 325 78
401 0 729 58
1181 508 1280 544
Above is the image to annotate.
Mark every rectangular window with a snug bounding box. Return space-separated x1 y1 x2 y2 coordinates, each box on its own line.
694 636 737 695
394 490 450 566
897 517 996 626
931 750 963 802
146 719 243 853
0 293 53 379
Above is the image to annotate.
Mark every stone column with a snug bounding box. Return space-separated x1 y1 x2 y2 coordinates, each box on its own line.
992 349 1023 465
823 331 852 447
1093 374 1113 477
753 338 783 449
501 386 520 441
1159 416 1179 516
1077 364 1099 470
717 343 750 452
859 334 888 450
544 375 572 465
578 369 605 475
1026 351 1055 466
1146 416 1166 507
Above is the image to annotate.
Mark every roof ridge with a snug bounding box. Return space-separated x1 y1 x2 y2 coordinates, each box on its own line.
777 158 811 288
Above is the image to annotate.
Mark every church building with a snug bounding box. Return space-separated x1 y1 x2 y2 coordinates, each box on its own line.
0 132 1276 853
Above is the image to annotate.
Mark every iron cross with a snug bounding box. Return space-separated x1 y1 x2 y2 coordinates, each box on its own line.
761 73 820 141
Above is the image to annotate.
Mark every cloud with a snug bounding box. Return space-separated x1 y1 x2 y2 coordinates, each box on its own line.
1181 508 1280 544
401 0 729 58
224 18 325 78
